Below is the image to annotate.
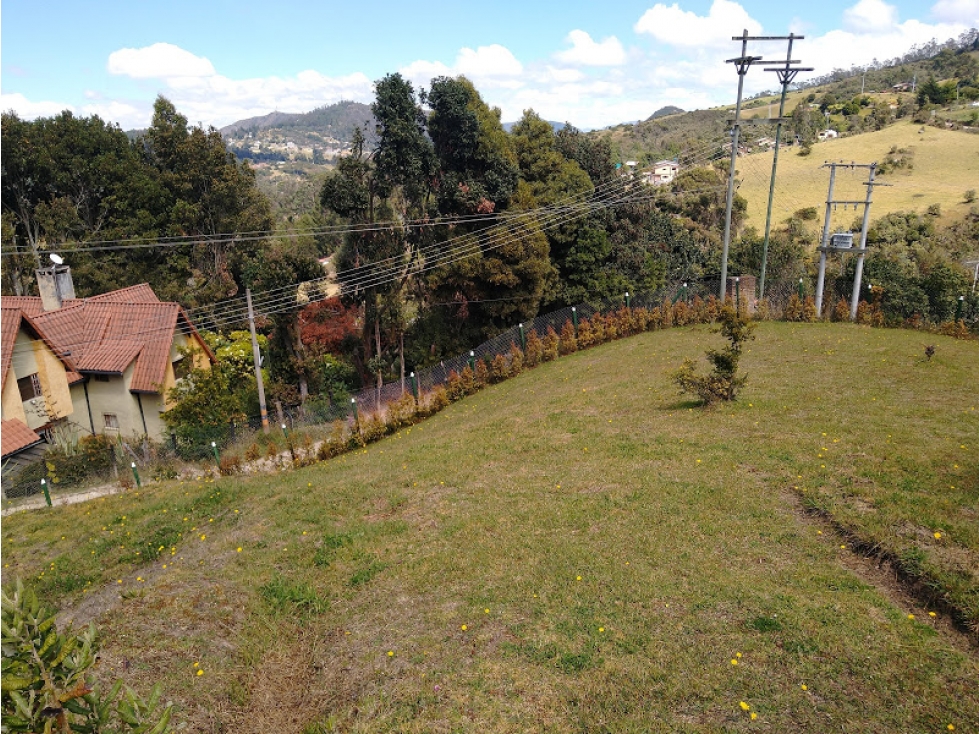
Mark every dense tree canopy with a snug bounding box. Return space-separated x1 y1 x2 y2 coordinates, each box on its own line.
1 96 276 307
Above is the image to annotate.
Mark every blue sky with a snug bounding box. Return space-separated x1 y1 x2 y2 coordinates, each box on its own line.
2 0 977 130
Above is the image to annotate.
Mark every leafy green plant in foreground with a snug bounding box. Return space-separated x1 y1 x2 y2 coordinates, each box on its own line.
1 579 173 733
672 302 756 404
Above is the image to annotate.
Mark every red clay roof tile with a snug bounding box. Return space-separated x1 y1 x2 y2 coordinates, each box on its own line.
1 418 44 458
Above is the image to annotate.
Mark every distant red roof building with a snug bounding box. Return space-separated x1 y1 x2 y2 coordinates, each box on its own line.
2 283 214 441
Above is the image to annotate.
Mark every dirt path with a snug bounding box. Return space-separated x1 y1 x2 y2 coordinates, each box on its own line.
1 482 132 516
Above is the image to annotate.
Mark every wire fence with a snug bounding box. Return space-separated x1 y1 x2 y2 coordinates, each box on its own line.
4 274 974 502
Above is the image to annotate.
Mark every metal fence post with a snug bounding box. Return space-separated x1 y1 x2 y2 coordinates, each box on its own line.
572 306 578 335
518 323 526 350
410 371 419 404
130 462 141 489
40 478 52 507
211 441 220 466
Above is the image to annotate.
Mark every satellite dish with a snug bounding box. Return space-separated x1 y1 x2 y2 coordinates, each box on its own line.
49 253 64 265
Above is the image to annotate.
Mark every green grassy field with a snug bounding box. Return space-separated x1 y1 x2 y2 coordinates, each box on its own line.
2 323 977 733
737 121 979 226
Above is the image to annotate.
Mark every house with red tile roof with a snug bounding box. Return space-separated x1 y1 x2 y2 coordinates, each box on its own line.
1 305 79 476
2 274 214 446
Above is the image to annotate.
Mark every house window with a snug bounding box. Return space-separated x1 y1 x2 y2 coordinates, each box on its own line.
103 413 120 431
17 373 42 402
172 357 191 380
94 374 110 382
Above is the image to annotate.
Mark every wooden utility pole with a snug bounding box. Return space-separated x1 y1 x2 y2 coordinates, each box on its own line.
720 30 763 300
246 288 270 433
759 35 812 298
720 31 803 301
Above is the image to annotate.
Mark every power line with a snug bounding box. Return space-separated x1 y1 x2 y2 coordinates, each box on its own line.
3 149 731 360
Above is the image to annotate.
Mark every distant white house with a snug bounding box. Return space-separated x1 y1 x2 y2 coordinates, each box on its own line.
643 160 680 186
817 129 838 141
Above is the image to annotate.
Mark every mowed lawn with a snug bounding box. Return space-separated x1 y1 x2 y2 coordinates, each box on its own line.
2 322 977 733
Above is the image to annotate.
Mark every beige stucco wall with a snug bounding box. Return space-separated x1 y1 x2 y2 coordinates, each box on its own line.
71 363 145 439
3 328 73 430
32 337 74 421
1 373 28 423
72 367 178 444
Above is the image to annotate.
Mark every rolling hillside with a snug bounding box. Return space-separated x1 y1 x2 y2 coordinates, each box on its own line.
3 323 977 732
736 121 979 225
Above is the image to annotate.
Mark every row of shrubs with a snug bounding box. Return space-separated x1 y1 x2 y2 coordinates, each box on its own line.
215 290 974 476
780 292 973 337
215 297 737 472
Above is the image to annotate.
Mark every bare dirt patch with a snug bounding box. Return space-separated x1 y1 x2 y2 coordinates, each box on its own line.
785 487 978 653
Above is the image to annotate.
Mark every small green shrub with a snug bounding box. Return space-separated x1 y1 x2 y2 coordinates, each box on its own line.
474 358 490 388
425 386 450 414
542 326 560 362
559 320 578 354
591 313 607 343
524 329 543 368
386 393 418 431
360 415 388 444
508 343 524 375
446 370 465 401
1 579 174 732
672 304 756 405
218 453 242 476
490 353 510 383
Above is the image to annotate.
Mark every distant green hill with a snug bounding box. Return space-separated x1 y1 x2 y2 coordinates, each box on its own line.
737 120 979 224
219 100 374 140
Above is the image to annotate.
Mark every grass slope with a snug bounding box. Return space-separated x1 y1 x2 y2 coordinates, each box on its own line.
3 323 977 733
736 121 979 226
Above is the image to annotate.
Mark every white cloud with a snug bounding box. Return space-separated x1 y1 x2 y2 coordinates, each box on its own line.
161 70 375 127
539 66 586 84
555 30 627 66
107 42 216 79
842 0 900 33
103 42 376 127
80 101 144 127
635 0 763 49
400 44 525 93
457 45 523 76
0 92 74 119
930 0 979 24
798 16 970 81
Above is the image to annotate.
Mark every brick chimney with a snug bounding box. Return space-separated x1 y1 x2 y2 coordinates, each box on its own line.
35 263 76 311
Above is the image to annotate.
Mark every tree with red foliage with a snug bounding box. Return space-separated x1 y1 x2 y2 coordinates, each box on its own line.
299 297 362 354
